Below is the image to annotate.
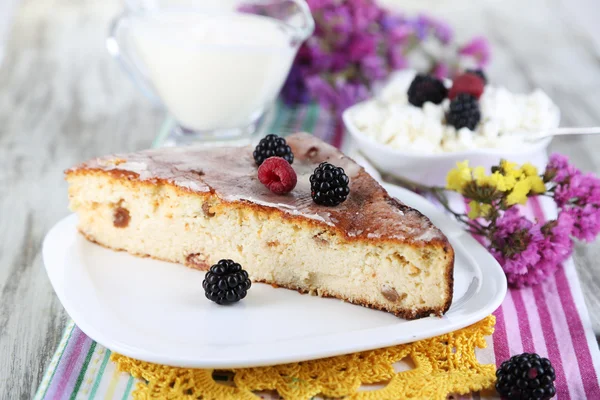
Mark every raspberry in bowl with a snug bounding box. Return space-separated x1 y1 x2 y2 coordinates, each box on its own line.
342 69 560 187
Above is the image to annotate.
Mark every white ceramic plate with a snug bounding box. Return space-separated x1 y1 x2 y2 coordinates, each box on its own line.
43 185 506 368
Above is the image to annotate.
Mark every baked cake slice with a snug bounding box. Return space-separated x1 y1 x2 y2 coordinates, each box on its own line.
65 133 454 319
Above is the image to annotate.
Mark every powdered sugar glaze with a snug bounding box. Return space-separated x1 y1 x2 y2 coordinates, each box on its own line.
76 133 445 243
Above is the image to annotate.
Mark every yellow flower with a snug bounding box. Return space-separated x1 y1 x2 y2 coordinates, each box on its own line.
500 160 524 180
488 171 516 192
521 162 539 177
506 179 532 205
446 161 472 193
467 200 492 219
528 175 546 194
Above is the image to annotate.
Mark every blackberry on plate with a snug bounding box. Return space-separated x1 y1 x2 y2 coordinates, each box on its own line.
202 259 251 305
496 353 556 400
407 74 448 107
466 68 488 84
310 162 350 207
253 134 294 166
446 93 481 130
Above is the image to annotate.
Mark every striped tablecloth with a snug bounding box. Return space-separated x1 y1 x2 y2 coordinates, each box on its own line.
36 103 600 399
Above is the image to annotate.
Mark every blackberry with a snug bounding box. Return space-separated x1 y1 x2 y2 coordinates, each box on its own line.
202 259 251 305
446 93 481 130
496 353 556 400
310 162 350 206
253 134 294 166
466 68 487 84
407 74 448 107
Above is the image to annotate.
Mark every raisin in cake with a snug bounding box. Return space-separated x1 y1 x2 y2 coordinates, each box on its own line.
65 133 454 319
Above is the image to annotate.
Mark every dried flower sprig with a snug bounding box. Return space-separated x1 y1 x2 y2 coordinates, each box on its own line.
282 0 491 115
385 154 600 288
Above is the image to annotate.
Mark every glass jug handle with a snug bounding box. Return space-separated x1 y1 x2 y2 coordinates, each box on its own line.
106 12 162 106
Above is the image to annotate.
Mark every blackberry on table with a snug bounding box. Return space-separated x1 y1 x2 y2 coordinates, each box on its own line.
202 259 251 305
495 353 556 400
407 74 448 107
446 93 481 130
253 134 294 166
310 162 350 207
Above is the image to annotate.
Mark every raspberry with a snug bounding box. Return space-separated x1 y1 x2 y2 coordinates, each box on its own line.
466 68 487 84
448 72 485 100
258 157 297 195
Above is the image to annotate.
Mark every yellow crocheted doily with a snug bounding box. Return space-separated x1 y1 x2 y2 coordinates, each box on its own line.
112 315 496 400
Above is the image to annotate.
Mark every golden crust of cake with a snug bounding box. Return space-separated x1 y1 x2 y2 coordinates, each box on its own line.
65 133 454 318
66 133 449 247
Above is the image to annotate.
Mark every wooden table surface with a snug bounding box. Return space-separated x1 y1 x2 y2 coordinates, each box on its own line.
0 0 599 398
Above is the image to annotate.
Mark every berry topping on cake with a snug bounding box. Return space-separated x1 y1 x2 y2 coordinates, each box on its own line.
496 353 556 400
407 74 448 107
466 68 487 84
203 259 252 305
448 72 485 100
446 94 481 130
253 134 294 166
310 162 350 206
257 157 297 195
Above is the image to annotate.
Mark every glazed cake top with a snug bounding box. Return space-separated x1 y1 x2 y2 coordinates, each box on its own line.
70 133 446 244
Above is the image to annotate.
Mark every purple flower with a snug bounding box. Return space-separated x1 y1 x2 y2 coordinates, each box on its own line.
347 0 382 31
564 202 600 242
347 35 377 61
305 75 338 108
387 25 413 44
379 12 406 32
511 212 574 287
334 79 370 113
546 153 600 242
490 207 574 287
432 63 450 79
281 64 311 106
306 0 330 11
546 153 581 185
387 46 408 69
361 54 387 80
489 208 541 281
412 14 454 44
281 1 489 113
459 36 491 67
321 5 353 45
306 75 369 115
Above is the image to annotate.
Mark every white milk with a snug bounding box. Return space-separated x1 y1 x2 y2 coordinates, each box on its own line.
130 12 297 131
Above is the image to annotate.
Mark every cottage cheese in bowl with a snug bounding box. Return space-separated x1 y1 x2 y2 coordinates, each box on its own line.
348 70 559 154
343 70 560 186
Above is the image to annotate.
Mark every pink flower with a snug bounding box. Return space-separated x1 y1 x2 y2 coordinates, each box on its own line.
432 63 450 79
387 25 413 43
459 37 491 67
281 1 488 113
513 212 574 287
489 208 541 282
361 54 387 80
347 35 377 61
490 208 574 287
387 46 408 69
546 153 600 242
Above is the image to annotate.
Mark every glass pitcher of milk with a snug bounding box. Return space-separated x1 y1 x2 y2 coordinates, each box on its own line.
107 0 314 145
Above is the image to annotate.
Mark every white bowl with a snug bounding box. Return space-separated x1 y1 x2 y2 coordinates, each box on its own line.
342 104 554 188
